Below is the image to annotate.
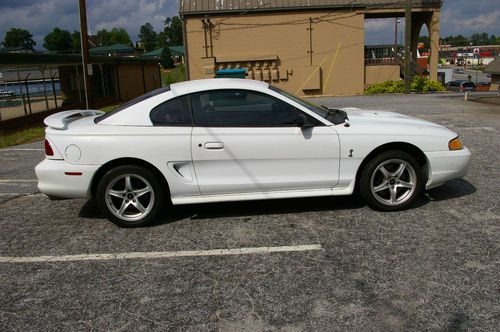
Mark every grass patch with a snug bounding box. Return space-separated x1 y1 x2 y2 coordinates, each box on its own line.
0 104 121 149
161 64 186 86
0 127 46 149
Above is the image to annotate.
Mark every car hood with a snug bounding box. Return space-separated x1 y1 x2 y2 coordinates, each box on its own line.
340 107 444 129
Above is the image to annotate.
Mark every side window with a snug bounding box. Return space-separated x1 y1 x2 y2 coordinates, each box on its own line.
189 89 302 127
150 96 192 126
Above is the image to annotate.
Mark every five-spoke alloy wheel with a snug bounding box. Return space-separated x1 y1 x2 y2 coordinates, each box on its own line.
360 150 424 211
97 165 165 227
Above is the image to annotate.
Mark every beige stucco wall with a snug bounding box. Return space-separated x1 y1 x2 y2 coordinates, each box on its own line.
365 65 401 86
184 11 365 96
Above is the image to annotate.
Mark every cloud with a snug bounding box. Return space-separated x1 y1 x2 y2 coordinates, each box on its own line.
1 0 499 49
453 11 500 30
0 0 179 48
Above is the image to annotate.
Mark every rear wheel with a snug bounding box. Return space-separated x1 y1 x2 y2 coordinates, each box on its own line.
96 165 165 227
360 150 424 211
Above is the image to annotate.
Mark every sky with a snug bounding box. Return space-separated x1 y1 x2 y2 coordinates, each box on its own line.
0 0 499 49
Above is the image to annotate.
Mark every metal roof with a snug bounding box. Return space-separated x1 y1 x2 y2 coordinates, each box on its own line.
89 44 134 54
180 0 442 15
0 53 158 67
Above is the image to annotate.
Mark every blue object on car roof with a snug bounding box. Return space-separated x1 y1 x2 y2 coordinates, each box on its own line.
215 69 246 78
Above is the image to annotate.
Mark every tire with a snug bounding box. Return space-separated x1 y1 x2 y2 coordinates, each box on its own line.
96 165 166 227
359 150 425 211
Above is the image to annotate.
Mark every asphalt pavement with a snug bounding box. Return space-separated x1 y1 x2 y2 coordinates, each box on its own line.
0 92 499 331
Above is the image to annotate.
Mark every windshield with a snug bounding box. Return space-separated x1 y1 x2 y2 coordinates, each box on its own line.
95 86 171 123
269 86 328 117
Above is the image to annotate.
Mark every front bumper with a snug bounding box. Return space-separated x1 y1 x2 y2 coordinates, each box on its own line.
425 148 472 189
35 159 100 199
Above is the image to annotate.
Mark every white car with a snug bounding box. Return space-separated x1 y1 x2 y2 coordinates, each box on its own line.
36 79 471 227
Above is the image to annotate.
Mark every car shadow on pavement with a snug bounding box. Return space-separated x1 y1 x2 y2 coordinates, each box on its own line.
78 178 476 227
424 178 477 202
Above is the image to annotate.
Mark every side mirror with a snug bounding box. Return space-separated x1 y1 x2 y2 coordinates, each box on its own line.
296 114 314 128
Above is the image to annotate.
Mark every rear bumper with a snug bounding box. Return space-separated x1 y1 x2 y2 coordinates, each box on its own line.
35 159 99 199
425 148 471 189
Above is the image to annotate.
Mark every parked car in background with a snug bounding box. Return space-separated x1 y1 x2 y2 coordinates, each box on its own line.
36 79 471 227
454 68 465 74
445 80 476 92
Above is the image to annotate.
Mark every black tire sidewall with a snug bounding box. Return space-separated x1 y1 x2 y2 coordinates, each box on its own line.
96 165 165 227
360 150 425 211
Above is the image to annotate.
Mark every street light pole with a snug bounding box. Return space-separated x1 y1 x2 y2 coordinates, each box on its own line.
78 0 92 109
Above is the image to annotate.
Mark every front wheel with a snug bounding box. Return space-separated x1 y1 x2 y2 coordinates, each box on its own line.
96 165 165 227
359 150 425 211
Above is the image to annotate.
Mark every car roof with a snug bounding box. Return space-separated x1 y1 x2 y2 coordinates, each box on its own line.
170 78 269 95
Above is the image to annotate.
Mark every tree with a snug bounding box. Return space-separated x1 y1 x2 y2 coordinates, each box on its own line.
2 28 36 50
159 16 183 46
160 46 174 69
138 22 157 51
43 27 72 53
96 29 111 46
109 28 132 45
96 28 131 46
71 31 81 52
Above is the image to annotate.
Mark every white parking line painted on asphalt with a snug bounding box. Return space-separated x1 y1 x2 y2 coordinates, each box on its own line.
0 179 38 183
0 148 44 151
0 244 322 263
0 193 44 197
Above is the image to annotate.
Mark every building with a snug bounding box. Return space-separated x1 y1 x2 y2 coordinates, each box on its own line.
484 57 500 93
140 46 185 64
180 0 442 96
0 53 161 123
89 44 141 57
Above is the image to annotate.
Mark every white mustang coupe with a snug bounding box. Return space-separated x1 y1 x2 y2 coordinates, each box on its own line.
36 79 471 227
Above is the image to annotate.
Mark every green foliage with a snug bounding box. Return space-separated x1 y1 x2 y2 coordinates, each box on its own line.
411 76 427 92
160 47 174 69
161 64 185 86
365 78 445 95
96 28 132 46
422 79 446 92
71 31 81 52
2 28 36 50
43 27 72 53
158 16 183 47
441 32 500 46
138 22 157 52
365 80 404 95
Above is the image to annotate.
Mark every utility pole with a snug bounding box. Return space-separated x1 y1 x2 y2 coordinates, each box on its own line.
79 0 92 109
404 0 412 94
394 18 398 59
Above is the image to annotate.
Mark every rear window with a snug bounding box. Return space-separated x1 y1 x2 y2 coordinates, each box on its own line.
462 82 475 88
95 86 171 123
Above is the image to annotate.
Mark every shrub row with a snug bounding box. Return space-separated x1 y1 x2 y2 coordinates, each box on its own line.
365 77 445 95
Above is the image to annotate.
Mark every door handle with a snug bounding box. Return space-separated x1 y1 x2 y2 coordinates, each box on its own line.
204 142 224 150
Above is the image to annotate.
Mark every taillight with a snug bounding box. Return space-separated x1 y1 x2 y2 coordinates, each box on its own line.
44 139 54 156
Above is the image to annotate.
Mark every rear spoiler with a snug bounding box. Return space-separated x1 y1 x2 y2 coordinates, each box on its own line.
44 110 104 130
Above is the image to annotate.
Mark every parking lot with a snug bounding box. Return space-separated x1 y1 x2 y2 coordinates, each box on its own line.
0 92 499 330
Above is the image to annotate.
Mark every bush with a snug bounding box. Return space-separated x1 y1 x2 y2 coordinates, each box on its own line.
365 80 404 95
365 77 445 95
423 79 446 92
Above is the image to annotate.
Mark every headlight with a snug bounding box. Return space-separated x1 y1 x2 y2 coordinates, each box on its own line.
448 137 463 150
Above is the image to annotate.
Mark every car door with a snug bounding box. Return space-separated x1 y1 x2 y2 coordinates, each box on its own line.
189 89 340 195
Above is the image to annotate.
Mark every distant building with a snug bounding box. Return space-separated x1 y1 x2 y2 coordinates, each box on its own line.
484 57 500 92
140 46 185 64
89 44 142 57
180 0 443 96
